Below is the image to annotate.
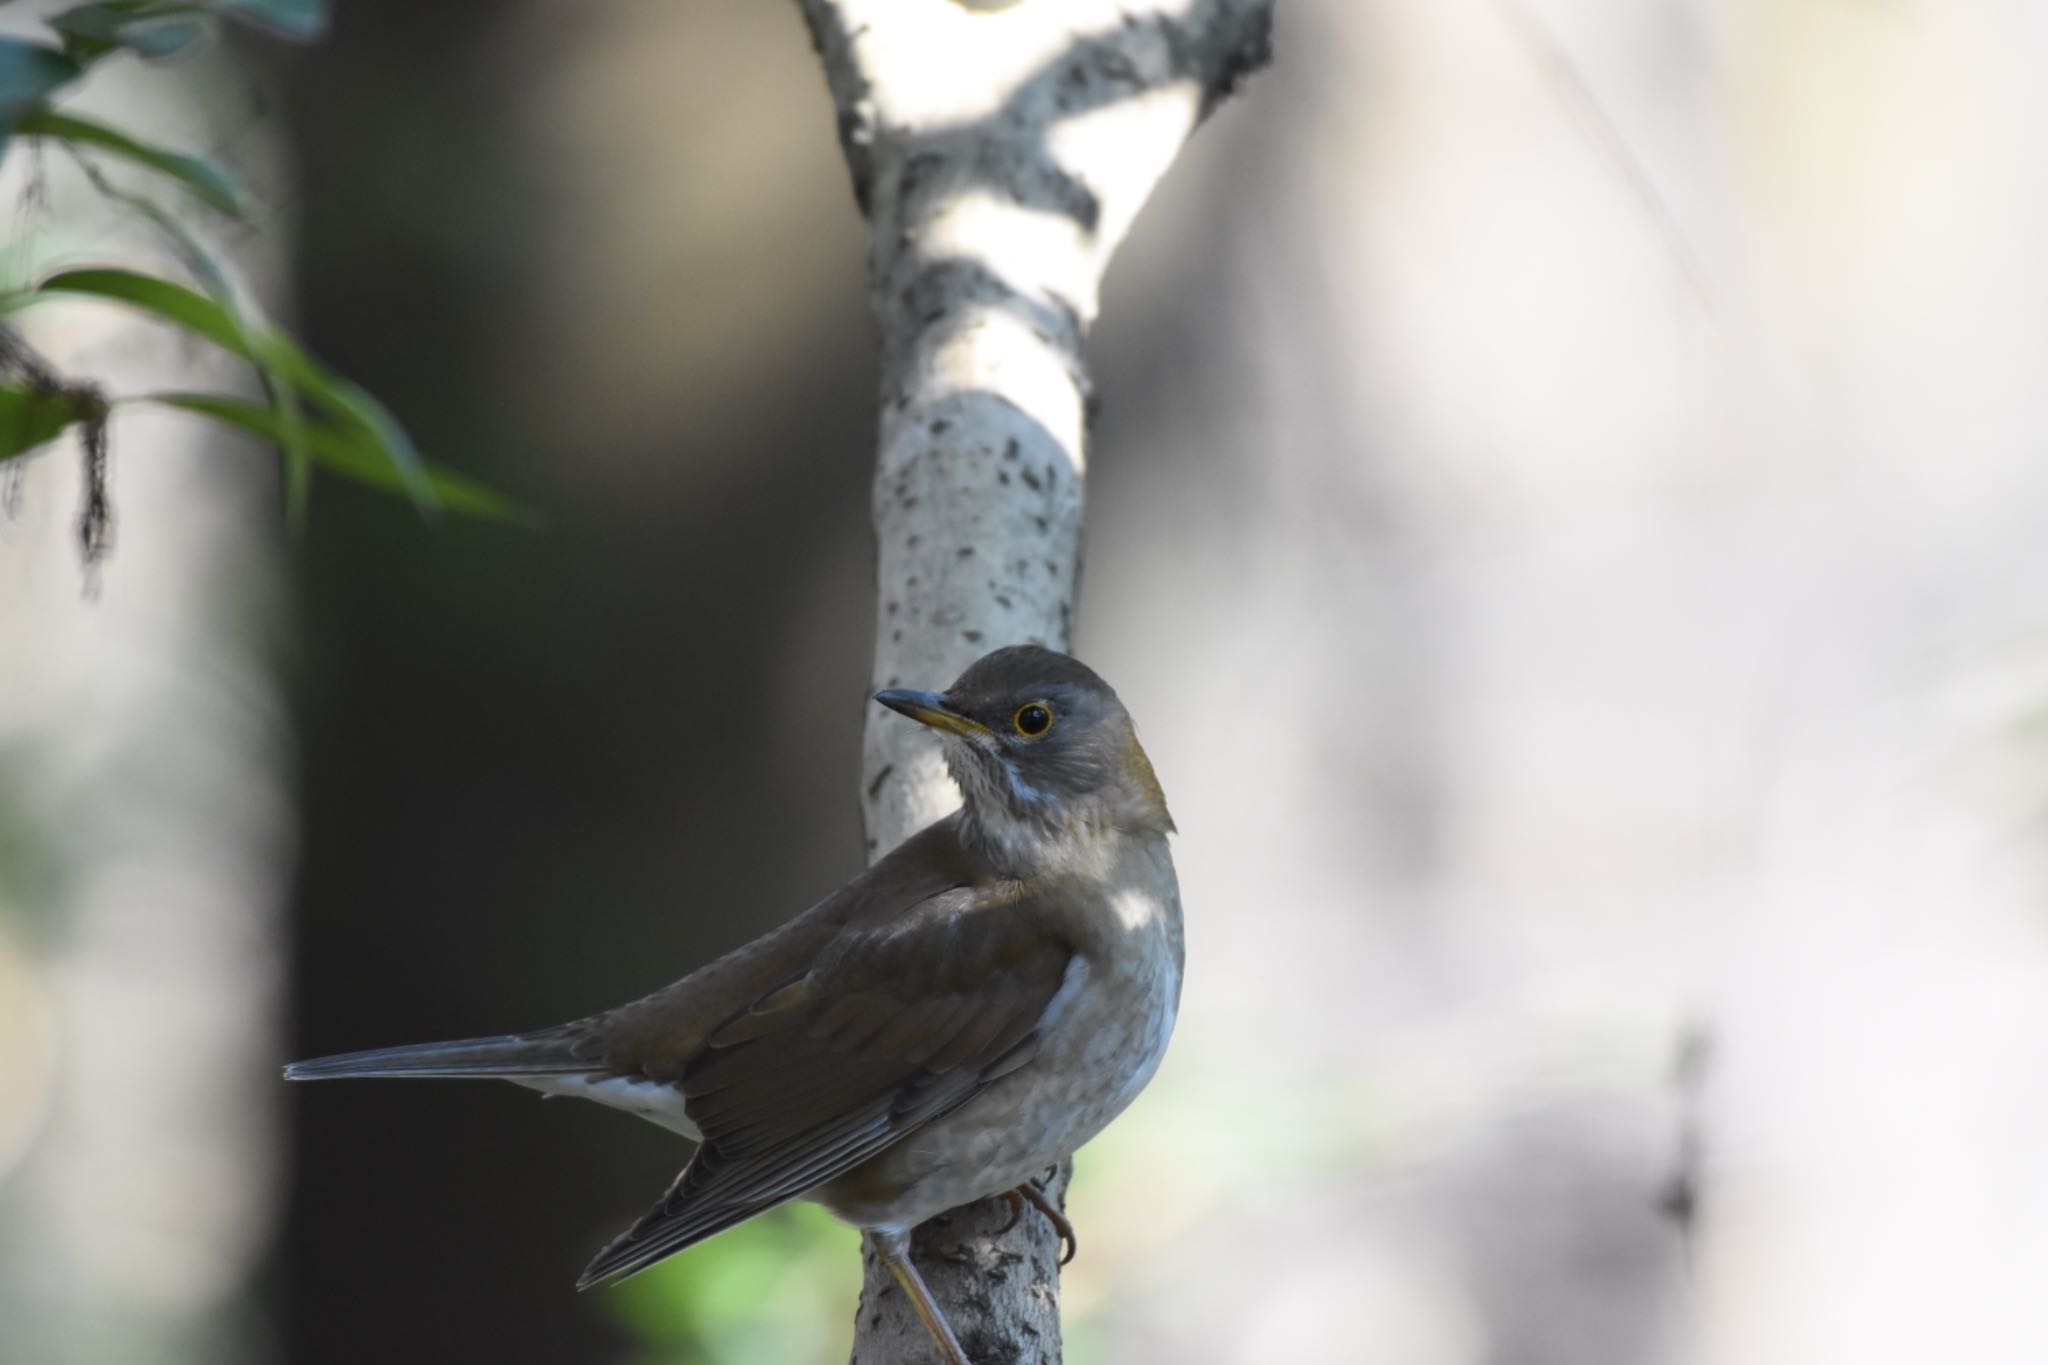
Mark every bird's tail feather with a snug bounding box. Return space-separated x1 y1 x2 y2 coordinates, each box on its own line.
283 1030 589 1082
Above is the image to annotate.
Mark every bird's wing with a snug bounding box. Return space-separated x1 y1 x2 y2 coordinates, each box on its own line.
285 819 980 1088
576 882 1074 1286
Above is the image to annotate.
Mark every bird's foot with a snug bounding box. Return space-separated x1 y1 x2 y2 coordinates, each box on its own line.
995 1180 1076 1265
870 1228 974 1365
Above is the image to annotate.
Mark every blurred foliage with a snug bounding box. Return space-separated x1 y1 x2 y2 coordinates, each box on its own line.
603 1202 859 1365
0 0 525 536
4 6 867 1360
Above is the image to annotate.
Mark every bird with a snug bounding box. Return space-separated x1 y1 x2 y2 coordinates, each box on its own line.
285 644 1182 1365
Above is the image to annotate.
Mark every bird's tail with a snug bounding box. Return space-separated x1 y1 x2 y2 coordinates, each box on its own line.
283 1028 590 1082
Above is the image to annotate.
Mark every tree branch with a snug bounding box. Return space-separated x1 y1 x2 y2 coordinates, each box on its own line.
794 2 1272 1360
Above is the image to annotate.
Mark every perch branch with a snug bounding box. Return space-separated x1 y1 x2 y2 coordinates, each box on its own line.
793 2 1272 1360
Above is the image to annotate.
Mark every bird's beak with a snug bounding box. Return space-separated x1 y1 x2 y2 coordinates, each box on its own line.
872 688 992 741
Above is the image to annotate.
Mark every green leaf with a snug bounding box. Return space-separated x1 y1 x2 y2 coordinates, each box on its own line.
0 383 88 460
139 392 534 524
6 269 439 514
263 354 311 527
27 238 332 531
260 340 435 514
47 4 210 62
13 108 246 217
264 310 436 514
0 40 82 122
211 0 325 42
7 267 243 351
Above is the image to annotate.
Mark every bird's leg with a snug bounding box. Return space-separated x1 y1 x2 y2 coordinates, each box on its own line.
999 1179 1077 1265
868 1227 973 1365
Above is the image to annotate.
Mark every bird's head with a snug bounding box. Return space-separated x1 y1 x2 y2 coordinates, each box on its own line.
874 645 1173 847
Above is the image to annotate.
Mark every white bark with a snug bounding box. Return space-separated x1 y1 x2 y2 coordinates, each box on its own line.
794 2 1271 1360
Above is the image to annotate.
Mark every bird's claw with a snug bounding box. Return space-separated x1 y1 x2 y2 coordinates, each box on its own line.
999 1180 1077 1265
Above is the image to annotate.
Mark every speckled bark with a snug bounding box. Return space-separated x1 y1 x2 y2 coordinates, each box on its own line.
794 1 1271 1361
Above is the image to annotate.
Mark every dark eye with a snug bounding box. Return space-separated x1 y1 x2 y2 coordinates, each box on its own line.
1012 702 1054 737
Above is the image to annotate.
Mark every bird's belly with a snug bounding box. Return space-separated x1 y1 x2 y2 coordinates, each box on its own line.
815 949 1180 1230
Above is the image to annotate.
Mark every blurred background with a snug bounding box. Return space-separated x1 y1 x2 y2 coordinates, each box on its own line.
5 0 2048 1362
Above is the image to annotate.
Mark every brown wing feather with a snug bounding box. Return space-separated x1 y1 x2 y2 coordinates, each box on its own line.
573 817 983 1083
577 884 1073 1287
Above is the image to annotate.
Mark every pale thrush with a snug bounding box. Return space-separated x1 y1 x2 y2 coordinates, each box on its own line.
286 644 1183 1365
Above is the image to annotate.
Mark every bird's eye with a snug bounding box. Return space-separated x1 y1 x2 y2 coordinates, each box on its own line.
1012 702 1054 737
